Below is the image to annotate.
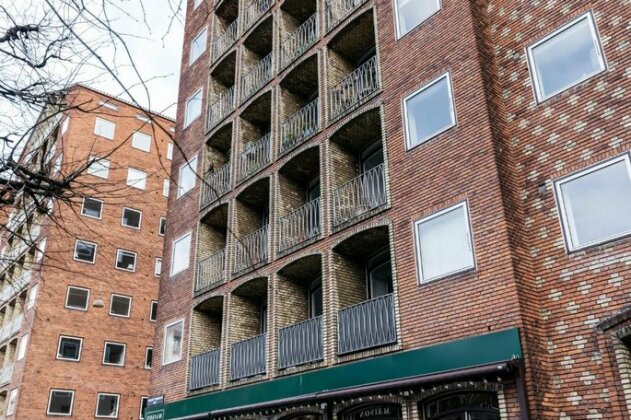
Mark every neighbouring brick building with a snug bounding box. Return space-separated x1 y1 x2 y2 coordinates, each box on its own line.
147 0 631 419
0 85 174 418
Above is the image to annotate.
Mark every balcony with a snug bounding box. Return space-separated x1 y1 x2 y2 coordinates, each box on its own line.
206 86 235 132
212 20 238 62
0 315 22 343
236 133 271 182
189 349 220 390
233 225 269 274
0 366 12 385
332 163 386 227
195 249 226 293
243 0 273 34
280 13 318 70
240 53 273 103
201 163 231 207
329 56 380 121
338 293 396 355
279 198 320 253
230 333 266 380
278 316 323 369
0 272 30 304
325 0 368 32
280 99 319 155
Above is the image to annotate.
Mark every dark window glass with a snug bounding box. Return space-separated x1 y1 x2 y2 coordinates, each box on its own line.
96 394 119 417
66 287 89 310
75 241 96 262
58 337 81 360
367 249 392 299
145 348 153 368
116 250 136 271
150 301 158 322
82 198 102 218
48 390 74 415
110 295 131 317
103 343 125 365
423 392 500 420
159 218 166 235
122 208 142 228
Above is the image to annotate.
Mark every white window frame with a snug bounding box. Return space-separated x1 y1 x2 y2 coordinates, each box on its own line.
95 392 120 419
144 347 153 370
403 72 457 150
150 301 158 322
81 197 103 220
177 156 198 198
109 293 132 318
162 319 184 366
73 239 97 264
140 396 149 419
131 131 152 153
170 231 192 277
159 217 167 236
94 117 116 140
7 388 18 416
65 286 90 311
121 207 143 229
155 258 162 277
115 249 137 272
189 28 208 65
47 389 75 416
99 101 119 112
554 154 631 252
88 156 110 179
61 117 70 135
26 283 39 310
526 12 607 103
413 201 476 284
17 333 29 361
127 168 148 190
166 143 174 160
102 341 127 366
163 179 170 197
56 335 83 362
394 0 442 39
184 89 203 128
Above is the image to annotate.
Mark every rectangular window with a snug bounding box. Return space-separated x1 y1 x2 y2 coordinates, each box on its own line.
47 389 74 416
190 28 207 65
170 232 191 276
555 155 631 251
65 286 90 311
94 117 116 140
122 207 142 229
109 294 132 317
414 202 475 283
103 342 126 366
81 197 103 219
527 12 606 102
99 101 118 112
7 388 18 416
127 168 148 190
115 249 137 272
177 157 198 198
61 117 69 135
95 393 120 418
140 396 149 419
163 179 170 197
395 0 440 38
404 72 456 150
57 336 83 361
166 143 174 160
184 89 203 127
144 347 153 369
159 217 167 236
132 131 152 152
150 301 158 322
74 240 97 263
162 320 184 365
88 156 110 179
17 333 28 361
155 258 162 277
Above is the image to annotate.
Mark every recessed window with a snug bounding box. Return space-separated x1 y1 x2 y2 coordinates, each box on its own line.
144 347 153 369
109 294 132 317
170 232 191 276
140 396 149 419
555 155 631 251
88 156 110 179
57 336 83 361
404 73 456 150
159 217 167 236
155 258 162 277
163 179 170 197
115 249 137 272
414 202 475 283
132 131 152 152
17 333 29 360
190 28 207 65
395 0 440 38
95 393 120 418
48 389 74 416
184 89 203 127
7 388 18 416
122 207 142 229
81 197 103 219
150 301 158 322
177 157 198 198
103 342 126 366
74 240 97 264
162 320 184 365
166 143 174 160
65 286 90 311
127 168 148 190
94 117 116 140
527 12 606 102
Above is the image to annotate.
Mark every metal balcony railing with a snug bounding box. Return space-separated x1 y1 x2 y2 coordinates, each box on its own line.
230 333 266 380
206 86 235 132
243 0 273 33
0 366 12 384
212 20 238 62
278 316 323 369
279 198 320 253
240 53 273 103
332 163 386 226
338 293 396 355
195 249 226 293
325 0 368 31
190 348 221 389
0 272 31 304
236 133 271 182
233 225 269 274
279 99 319 155
329 56 380 121
280 14 318 69
201 163 231 207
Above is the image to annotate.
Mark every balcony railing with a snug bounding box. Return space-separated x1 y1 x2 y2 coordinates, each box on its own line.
195 249 226 293
0 366 12 384
201 163 231 207
240 53 273 103
230 333 266 380
212 20 238 62
338 293 396 355
206 86 235 132
280 14 318 69
329 56 380 121
278 316 323 369
0 272 31 303
190 348 221 390
236 133 271 182
279 99 319 155
325 0 368 32
279 198 320 253
243 0 273 33
332 163 386 227
233 225 269 274
0 314 23 343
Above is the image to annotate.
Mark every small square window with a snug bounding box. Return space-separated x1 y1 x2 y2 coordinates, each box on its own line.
65 286 90 311
74 240 97 264
190 28 207 65
166 143 174 160
94 117 116 140
47 389 74 416
95 393 120 418
177 157 198 198
150 301 158 322
155 258 162 277
184 89 203 127
127 168 148 190
122 208 142 229
57 336 83 361
7 388 18 416
103 342 126 366
109 294 132 317
163 320 184 365
17 333 28 360
395 0 441 38
132 131 152 152
170 232 191 276
159 217 167 236
81 197 103 219
88 156 110 179
144 347 153 370
115 249 137 272
140 396 149 419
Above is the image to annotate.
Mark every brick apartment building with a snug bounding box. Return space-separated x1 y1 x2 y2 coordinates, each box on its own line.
147 0 631 419
0 85 174 418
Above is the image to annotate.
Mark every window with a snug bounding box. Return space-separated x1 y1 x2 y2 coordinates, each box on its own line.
150 301 158 322
527 12 606 102
555 155 631 251
109 294 132 317
57 336 83 361
103 342 126 366
190 28 207 65
162 320 184 365
395 0 440 38
26 283 39 310
61 117 69 135
423 391 500 420
122 208 142 229
163 179 170 197
159 217 167 236
127 168 148 190
17 333 28 360
7 388 18 416
88 156 110 179
94 117 116 140
166 143 174 160
81 197 103 219
177 157 198 197
184 89 203 127
155 258 162 277
74 240 97 263
95 393 120 418
132 131 152 152
65 286 90 311
170 232 191 276
47 389 74 416
414 202 475 283
194 0 203 9
115 249 137 272
140 396 149 419
404 73 456 149
144 347 153 369
367 249 393 298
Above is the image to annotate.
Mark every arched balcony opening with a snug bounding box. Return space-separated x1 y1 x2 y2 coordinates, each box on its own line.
212 0 239 63
236 93 272 183
234 178 270 275
189 296 224 390
207 52 237 132
202 124 233 207
196 204 229 294
279 0 318 69
240 17 274 103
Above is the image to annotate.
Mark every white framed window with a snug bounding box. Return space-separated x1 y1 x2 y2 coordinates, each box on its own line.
26 283 39 310
162 319 184 365
554 154 631 252
136 114 151 123
170 232 192 276
127 168 148 190
95 393 120 418
74 240 97 264
57 335 83 361
7 388 18 416
395 0 441 38
194 0 204 9
99 101 119 112
103 342 126 366
115 249 137 272
403 72 456 150
159 217 167 236
177 157 198 198
414 202 475 283
144 347 153 370
47 389 74 416
190 28 208 65
132 131 152 152
61 117 70 135
81 197 103 219
527 12 606 102
163 179 170 197
184 89 203 127
36 239 47 263
150 301 158 322
109 294 132 318
166 143 174 160
140 396 149 419
155 258 162 277
94 117 116 140
122 207 143 229
17 333 29 361
88 156 110 179
65 286 90 311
